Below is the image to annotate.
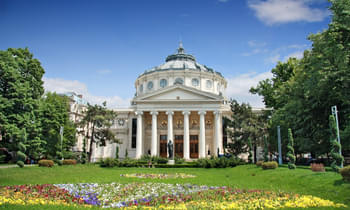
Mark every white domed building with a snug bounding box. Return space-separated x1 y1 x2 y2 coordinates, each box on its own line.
89 43 231 161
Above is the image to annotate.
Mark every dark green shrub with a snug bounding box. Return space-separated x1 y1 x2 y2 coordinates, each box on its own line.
38 159 54 167
175 156 184 164
155 164 196 168
120 158 138 167
262 161 278 170
100 158 118 168
63 159 77 165
256 161 264 167
115 146 119 159
54 159 63 166
329 115 344 172
339 166 350 182
287 128 296 169
153 156 168 164
16 160 24 168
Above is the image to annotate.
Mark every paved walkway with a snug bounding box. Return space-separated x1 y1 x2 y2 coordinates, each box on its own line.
0 164 36 169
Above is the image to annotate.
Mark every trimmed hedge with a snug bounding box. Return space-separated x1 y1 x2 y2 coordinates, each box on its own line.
38 159 54 167
339 166 350 182
155 164 196 168
63 159 77 165
262 161 278 170
256 161 264 167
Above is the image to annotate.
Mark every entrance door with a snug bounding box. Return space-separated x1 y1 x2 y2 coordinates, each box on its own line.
174 135 183 158
190 135 199 158
159 135 167 158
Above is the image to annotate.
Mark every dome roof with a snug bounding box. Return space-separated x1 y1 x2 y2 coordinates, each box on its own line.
139 43 223 78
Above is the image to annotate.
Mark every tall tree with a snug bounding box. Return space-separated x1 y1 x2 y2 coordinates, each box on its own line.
78 102 119 162
287 128 296 169
226 99 267 161
0 48 44 157
329 115 344 171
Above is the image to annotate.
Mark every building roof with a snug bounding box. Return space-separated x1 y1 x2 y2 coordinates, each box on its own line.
139 43 223 78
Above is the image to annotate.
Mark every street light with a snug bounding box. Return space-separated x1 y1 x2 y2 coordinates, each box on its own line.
331 105 342 168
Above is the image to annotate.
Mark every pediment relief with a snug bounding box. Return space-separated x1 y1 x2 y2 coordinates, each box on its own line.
135 85 222 101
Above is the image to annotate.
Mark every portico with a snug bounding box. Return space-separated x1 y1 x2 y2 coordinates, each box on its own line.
134 109 223 160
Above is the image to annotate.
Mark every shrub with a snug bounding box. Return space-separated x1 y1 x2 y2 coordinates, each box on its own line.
154 156 168 164
100 158 118 168
63 159 77 165
339 166 350 182
256 161 264 167
262 161 278 170
287 128 296 169
16 160 24 168
38 159 54 167
310 163 325 172
174 156 185 164
54 159 63 166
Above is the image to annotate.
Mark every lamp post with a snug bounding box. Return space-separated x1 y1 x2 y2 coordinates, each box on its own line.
60 126 64 161
331 105 342 168
277 126 282 165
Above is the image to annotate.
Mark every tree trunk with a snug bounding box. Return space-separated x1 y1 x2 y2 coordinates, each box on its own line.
88 123 95 162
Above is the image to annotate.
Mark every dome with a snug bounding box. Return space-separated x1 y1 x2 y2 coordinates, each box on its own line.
139 43 223 78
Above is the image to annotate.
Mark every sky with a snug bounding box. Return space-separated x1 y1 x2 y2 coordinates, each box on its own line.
0 0 332 108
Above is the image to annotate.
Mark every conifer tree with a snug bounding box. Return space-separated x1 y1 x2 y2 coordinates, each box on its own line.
287 128 296 169
329 115 344 172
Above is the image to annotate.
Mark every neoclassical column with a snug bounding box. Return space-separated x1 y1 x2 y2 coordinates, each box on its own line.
150 111 158 156
166 111 174 157
135 111 143 159
182 111 190 160
198 111 206 158
214 110 223 156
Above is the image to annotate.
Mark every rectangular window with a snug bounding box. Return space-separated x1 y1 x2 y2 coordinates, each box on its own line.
160 135 167 140
190 135 198 141
131 118 137 148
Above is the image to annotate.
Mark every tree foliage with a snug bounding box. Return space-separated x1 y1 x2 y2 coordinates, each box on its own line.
250 0 350 158
78 102 119 162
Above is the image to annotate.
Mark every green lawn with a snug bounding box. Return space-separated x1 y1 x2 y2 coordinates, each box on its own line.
0 164 349 209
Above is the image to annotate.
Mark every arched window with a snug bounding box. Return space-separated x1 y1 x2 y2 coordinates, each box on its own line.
160 79 168 88
147 81 153 90
192 78 199 87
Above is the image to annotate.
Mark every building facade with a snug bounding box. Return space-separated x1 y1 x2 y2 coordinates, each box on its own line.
75 44 232 161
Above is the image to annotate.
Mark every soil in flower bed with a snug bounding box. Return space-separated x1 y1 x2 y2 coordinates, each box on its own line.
0 183 347 209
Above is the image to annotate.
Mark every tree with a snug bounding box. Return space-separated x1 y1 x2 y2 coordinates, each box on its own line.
78 102 119 162
287 128 296 169
226 99 267 161
0 48 44 158
37 92 76 159
329 115 344 172
250 0 350 159
263 135 269 162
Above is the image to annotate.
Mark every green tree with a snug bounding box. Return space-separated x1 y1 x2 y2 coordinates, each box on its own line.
0 48 44 157
287 128 296 169
78 102 119 162
226 99 267 162
263 135 269 162
37 92 76 159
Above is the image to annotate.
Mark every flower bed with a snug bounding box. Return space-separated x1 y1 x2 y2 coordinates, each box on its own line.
0 182 347 209
120 173 196 179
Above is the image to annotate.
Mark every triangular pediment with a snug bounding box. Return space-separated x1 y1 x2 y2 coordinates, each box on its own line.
134 85 223 102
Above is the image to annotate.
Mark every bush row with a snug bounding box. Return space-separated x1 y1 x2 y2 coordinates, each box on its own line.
99 156 244 168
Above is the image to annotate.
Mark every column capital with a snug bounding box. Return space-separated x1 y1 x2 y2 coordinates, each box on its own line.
150 111 159 116
135 111 143 116
214 110 222 116
198 111 206 115
166 111 174 116
182 111 191 115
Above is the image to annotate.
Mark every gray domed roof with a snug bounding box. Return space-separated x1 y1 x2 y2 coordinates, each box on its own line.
139 43 223 78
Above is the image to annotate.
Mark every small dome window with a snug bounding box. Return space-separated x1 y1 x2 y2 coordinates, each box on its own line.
147 81 153 90
139 84 143 93
174 78 184 85
160 79 168 88
206 80 212 89
192 78 199 87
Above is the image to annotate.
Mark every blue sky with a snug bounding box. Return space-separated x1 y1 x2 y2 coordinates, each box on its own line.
0 0 331 108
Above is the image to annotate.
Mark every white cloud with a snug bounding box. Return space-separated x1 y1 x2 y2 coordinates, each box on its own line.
242 40 268 56
265 54 280 64
248 0 329 25
225 71 272 108
96 69 112 75
283 50 304 61
248 40 267 48
43 77 131 108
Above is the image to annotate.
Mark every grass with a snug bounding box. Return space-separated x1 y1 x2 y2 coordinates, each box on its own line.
1 164 349 209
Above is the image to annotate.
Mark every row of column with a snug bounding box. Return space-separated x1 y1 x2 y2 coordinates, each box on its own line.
135 110 222 159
